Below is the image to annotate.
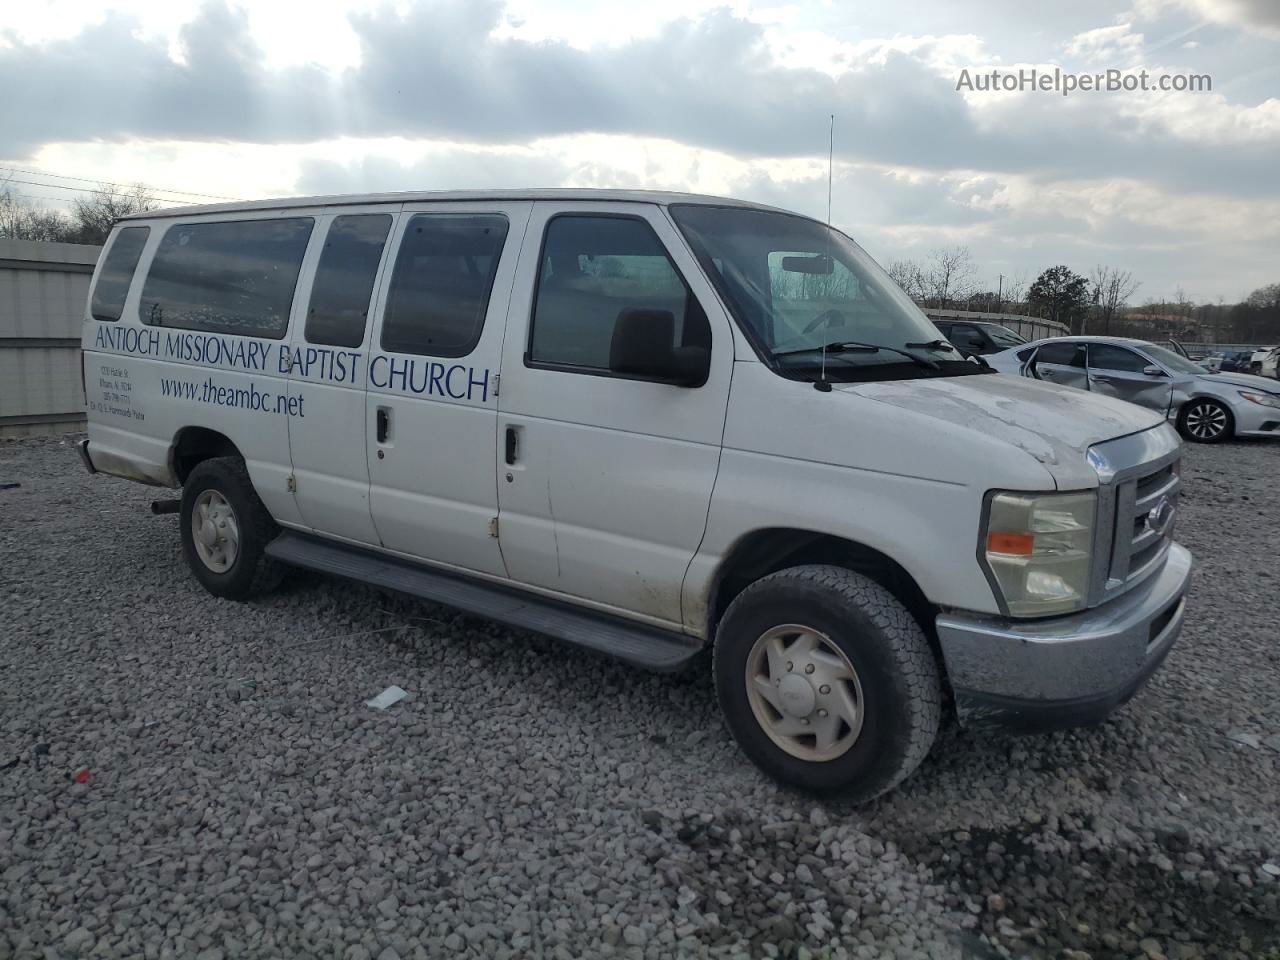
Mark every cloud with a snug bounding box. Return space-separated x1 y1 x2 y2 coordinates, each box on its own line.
3 0 1278 301
1063 23 1145 63
1136 0 1280 38
4 0 1277 201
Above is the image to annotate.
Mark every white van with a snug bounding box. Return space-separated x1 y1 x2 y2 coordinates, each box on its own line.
78 190 1191 799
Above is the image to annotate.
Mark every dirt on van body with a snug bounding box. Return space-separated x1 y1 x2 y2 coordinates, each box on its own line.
1 435 1277 960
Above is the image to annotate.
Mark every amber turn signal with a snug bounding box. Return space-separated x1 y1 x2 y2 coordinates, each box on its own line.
986 531 1035 556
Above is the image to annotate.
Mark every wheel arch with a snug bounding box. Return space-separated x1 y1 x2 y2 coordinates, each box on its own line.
706 527 937 644
170 427 244 484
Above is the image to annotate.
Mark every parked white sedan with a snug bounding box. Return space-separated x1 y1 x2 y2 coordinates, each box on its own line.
987 336 1280 443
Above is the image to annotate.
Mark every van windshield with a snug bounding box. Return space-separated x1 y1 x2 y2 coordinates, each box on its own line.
671 205 985 381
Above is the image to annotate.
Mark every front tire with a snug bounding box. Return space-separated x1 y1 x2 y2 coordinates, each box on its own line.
1177 398 1233 443
180 457 280 599
713 565 941 800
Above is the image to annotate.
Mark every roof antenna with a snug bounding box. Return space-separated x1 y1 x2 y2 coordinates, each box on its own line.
816 113 835 393
827 112 835 228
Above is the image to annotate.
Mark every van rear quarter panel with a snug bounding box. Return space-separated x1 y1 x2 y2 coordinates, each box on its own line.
81 212 326 525
83 322 302 524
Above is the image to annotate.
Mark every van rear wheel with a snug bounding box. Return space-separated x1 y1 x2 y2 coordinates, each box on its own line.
713 565 941 800
180 457 280 600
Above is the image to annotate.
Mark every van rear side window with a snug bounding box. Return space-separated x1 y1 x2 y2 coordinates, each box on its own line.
306 214 392 348
139 218 314 339
91 227 149 322
381 214 509 358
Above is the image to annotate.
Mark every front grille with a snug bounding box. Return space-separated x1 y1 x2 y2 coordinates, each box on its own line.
1113 460 1180 586
1087 427 1183 606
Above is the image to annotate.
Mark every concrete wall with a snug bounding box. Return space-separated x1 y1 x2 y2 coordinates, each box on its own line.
0 238 101 437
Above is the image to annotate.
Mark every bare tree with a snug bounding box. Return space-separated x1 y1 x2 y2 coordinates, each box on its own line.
1091 265 1142 335
69 183 157 245
0 179 75 242
1003 270 1028 310
924 246 977 309
886 259 927 301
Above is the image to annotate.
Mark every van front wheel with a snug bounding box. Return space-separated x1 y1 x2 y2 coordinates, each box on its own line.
713 565 941 800
180 457 280 600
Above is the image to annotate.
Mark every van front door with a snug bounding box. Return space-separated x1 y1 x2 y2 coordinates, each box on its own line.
494 204 732 628
286 211 393 544
365 203 531 578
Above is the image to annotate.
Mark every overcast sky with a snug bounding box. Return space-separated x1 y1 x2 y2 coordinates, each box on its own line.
3 0 1278 302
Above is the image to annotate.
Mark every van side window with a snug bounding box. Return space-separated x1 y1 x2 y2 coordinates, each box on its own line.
381 214 509 358
90 227 150 322
306 214 392 348
529 215 709 373
139 218 314 339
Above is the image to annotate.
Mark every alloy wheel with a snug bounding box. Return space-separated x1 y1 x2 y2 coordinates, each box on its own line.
1184 402 1228 440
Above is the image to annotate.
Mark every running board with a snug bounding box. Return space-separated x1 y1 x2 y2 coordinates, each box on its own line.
265 531 701 672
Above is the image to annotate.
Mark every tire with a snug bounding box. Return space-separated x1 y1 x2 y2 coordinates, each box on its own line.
1177 398 1234 443
713 565 941 800
179 456 281 600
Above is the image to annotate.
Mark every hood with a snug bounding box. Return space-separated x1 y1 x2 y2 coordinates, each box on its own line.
838 373 1164 488
1197 371 1280 392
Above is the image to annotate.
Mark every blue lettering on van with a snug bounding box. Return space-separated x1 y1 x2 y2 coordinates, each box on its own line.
278 345 363 384
94 324 161 357
90 322 370 386
369 355 490 403
165 331 272 371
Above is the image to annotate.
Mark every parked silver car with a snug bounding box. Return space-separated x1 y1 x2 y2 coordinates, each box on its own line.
986 336 1280 443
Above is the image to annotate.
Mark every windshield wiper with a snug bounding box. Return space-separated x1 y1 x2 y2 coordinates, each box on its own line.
905 339 955 352
776 340 941 372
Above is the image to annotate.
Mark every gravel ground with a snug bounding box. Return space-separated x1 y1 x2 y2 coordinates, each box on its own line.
1 435 1278 960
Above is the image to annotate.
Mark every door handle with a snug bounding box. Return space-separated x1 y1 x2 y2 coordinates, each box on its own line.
505 426 519 465
376 407 390 444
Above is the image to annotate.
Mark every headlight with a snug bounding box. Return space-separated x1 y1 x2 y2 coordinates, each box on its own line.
1239 390 1280 409
981 491 1096 617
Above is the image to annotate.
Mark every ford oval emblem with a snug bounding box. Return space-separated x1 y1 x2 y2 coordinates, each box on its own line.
1147 496 1175 536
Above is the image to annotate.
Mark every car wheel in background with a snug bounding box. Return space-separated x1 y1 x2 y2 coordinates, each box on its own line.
1177 399 1234 443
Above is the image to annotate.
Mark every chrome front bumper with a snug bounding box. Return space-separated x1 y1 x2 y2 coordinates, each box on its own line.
936 542 1192 730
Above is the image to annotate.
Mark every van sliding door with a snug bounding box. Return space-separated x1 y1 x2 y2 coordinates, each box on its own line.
364 202 532 577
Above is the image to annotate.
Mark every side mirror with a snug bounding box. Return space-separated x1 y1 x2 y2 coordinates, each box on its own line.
1143 365 1166 377
609 308 709 387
